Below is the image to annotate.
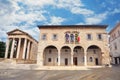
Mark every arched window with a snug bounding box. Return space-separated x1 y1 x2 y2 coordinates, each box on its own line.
65 33 69 42
89 57 93 62
75 33 78 42
70 34 74 42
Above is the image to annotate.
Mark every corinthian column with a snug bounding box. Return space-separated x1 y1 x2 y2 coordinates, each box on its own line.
5 38 10 58
10 38 15 58
26 40 30 59
22 38 27 59
16 38 21 59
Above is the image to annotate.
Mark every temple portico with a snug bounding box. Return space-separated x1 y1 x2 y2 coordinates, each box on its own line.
4 29 38 64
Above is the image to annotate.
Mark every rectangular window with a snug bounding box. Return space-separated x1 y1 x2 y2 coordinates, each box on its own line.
52 34 57 40
90 57 93 62
97 34 102 40
48 58 51 62
57 58 58 62
114 42 117 50
74 49 78 53
83 57 84 62
93 50 96 54
65 49 68 52
42 34 47 40
118 30 120 36
49 49 52 54
87 34 92 40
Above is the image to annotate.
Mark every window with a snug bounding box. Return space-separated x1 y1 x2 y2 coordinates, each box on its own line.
114 33 116 38
74 49 78 53
70 34 74 42
52 34 57 40
42 34 47 40
65 33 69 42
89 57 93 62
49 49 52 54
97 34 102 40
65 49 68 52
75 33 79 42
114 42 117 50
83 57 84 62
48 58 51 62
118 30 120 36
87 34 92 40
57 58 58 62
93 50 96 54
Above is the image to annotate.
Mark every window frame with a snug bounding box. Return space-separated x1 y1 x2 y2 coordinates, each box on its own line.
48 58 52 62
89 57 93 62
114 42 117 50
87 33 92 40
52 34 58 40
41 33 47 40
97 33 103 40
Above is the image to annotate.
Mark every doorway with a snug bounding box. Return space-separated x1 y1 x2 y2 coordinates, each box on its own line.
65 58 68 65
115 57 118 64
73 57 77 65
95 58 99 65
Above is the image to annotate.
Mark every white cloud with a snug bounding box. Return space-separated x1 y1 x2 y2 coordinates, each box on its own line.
56 0 94 16
76 22 84 25
0 0 116 42
47 16 65 25
71 7 94 15
111 8 120 14
85 12 108 24
56 0 84 8
22 0 55 7
0 0 48 41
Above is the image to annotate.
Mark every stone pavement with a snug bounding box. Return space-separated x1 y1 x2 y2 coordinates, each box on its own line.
0 63 105 70
0 66 120 80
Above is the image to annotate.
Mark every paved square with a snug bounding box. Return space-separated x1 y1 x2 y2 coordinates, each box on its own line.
0 66 120 80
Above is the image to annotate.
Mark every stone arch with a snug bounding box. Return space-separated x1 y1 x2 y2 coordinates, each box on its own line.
43 45 58 66
87 45 102 66
73 46 84 66
60 46 71 66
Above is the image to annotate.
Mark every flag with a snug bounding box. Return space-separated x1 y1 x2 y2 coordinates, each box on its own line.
77 36 80 42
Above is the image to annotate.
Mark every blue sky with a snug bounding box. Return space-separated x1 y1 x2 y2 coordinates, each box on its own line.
0 0 120 41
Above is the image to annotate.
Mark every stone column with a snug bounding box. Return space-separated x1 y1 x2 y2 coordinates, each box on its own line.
5 38 10 58
71 50 73 66
58 50 60 66
16 38 21 59
84 52 87 66
29 42 32 60
26 40 30 59
10 38 15 58
22 38 27 59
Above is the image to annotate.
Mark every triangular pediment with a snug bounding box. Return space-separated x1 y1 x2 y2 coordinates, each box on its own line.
7 29 27 35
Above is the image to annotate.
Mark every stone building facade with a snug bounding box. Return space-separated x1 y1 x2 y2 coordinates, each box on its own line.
4 29 38 64
37 25 110 66
109 22 120 65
